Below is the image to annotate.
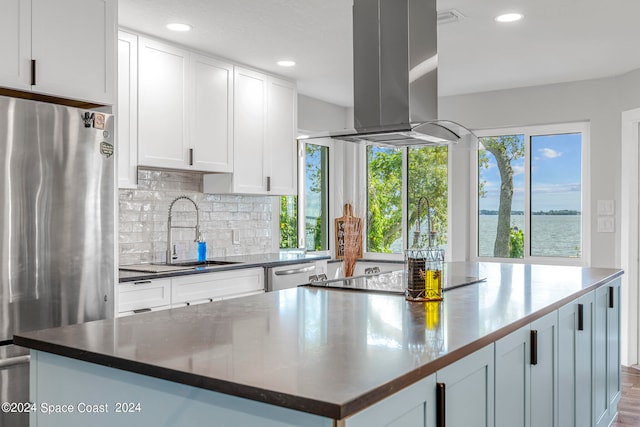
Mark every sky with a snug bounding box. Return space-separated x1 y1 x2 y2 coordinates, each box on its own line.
479 133 582 213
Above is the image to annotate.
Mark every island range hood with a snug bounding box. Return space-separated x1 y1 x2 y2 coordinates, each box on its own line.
318 0 475 147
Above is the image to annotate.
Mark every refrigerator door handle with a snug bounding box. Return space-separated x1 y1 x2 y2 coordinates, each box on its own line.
0 354 30 369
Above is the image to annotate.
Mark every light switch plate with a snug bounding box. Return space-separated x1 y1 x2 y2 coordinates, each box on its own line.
232 229 240 245
597 216 615 233
597 200 615 215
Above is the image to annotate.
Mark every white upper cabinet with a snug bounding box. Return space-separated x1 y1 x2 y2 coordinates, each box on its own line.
138 37 189 169
231 67 269 193
117 30 138 189
267 76 298 195
190 54 234 173
136 37 234 172
0 0 30 91
204 67 297 195
0 0 116 105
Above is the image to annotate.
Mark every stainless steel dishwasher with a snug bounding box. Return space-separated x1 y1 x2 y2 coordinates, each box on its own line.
266 260 327 291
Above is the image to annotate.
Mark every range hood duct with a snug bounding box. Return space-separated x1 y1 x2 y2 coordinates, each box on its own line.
323 0 475 147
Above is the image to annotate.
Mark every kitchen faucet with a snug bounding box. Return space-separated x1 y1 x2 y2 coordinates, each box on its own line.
166 196 200 264
413 196 435 248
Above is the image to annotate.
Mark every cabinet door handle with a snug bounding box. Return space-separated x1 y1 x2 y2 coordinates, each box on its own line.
189 148 194 166
133 280 152 285
530 330 538 365
436 382 446 427
31 59 36 85
609 286 614 309
578 303 584 331
266 176 271 192
133 308 151 314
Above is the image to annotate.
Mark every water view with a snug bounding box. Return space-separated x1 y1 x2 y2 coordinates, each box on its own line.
479 214 581 258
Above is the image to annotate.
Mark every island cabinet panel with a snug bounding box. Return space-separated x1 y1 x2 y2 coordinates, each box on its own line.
30 351 335 427
436 344 494 427
494 310 558 427
530 311 559 427
342 374 436 427
594 277 622 427
558 291 594 427
495 325 530 427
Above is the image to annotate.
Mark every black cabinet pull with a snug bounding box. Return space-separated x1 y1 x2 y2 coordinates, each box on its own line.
530 330 538 365
436 382 446 427
578 303 584 331
31 59 36 85
133 308 151 314
133 280 152 285
266 176 271 192
189 148 194 166
609 286 614 309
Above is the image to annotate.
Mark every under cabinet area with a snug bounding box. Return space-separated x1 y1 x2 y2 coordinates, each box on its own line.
0 0 115 104
116 268 264 316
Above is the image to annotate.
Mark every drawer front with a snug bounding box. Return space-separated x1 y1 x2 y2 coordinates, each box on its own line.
117 279 172 313
172 268 264 304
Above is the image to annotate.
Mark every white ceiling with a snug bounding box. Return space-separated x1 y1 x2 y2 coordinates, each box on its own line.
118 0 640 108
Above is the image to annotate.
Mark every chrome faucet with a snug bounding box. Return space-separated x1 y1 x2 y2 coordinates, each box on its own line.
166 196 200 264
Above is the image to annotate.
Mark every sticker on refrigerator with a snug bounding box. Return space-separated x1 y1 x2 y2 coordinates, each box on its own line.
82 112 95 128
93 113 106 130
100 141 113 158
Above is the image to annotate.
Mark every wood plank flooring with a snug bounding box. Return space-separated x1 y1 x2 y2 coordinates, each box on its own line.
612 365 640 426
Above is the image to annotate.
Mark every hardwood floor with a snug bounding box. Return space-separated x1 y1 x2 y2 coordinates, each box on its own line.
612 365 640 426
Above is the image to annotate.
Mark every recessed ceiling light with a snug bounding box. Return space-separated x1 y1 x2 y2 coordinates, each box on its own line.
494 13 523 23
277 60 296 67
166 23 192 32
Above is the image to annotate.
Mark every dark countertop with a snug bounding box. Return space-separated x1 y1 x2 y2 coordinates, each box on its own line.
15 262 622 420
118 252 330 283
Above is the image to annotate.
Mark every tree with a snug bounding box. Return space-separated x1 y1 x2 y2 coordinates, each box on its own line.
479 136 524 257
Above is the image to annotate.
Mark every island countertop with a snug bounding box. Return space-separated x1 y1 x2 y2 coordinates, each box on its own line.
14 262 623 420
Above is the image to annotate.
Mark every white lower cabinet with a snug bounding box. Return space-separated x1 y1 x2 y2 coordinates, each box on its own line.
116 278 172 316
172 268 264 307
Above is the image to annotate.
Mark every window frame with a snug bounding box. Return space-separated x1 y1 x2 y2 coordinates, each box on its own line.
470 122 591 266
296 137 333 254
359 143 452 261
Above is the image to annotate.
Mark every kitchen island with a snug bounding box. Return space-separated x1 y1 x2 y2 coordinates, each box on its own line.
15 263 622 427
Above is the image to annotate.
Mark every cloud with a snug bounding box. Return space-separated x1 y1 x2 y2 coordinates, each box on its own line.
539 148 562 158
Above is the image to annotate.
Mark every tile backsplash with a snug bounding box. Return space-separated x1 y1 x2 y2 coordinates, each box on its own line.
119 169 274 265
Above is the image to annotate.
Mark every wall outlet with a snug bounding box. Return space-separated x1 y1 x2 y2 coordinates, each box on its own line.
232 229 240 245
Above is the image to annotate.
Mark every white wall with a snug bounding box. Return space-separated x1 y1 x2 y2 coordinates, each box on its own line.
298 94 350 132
441 69 640 268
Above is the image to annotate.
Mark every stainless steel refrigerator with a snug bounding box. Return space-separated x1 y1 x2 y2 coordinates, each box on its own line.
0 96 115 427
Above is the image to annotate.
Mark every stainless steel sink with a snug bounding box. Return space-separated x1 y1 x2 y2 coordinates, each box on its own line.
156 260 241 267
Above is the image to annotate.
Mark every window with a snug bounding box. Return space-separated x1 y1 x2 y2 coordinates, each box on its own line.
279 141 330 251
366 145 448 255
475 123 588 263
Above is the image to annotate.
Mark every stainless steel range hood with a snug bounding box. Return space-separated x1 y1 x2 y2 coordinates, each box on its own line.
317 0 475 147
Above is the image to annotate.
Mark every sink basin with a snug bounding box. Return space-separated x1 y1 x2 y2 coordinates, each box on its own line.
154 260 241 267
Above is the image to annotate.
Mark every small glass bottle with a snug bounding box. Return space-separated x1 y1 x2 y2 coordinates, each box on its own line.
197 235 207 262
